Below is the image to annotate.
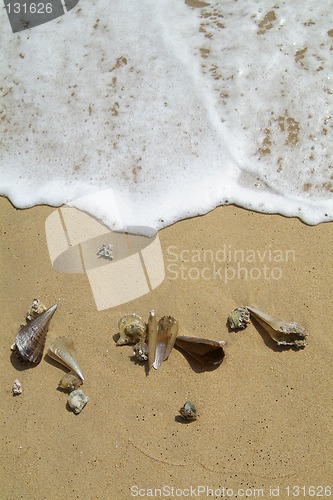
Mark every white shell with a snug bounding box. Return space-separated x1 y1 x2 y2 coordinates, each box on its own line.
147 312 178 370
48 337 84 380
12 379 22 396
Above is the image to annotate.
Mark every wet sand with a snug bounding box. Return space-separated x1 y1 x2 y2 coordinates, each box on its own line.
1 196 332 499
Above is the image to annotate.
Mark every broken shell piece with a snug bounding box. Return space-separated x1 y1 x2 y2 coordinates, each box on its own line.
48 337 84 381
175 336 225 365
117 314 147 346
26 299 47 321
58 371 83 392
152 316 179 370
247 306 308 348
67 389 88 414
14 304 57 364
12 379 22 396
179 401 197 421
97 243 114 260
228 307 251 330
133 342 149 362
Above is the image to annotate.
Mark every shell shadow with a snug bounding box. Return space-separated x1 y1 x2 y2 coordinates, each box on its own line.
43 352 68 375
174 346 224 373
10 350 38 372
174 415 197 424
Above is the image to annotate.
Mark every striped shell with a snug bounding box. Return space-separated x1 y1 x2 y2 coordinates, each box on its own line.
14 304 57 364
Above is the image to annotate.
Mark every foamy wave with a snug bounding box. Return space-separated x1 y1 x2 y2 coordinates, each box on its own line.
0 0 332 229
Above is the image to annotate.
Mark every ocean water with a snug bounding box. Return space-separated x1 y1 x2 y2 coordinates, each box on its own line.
1 0 332 230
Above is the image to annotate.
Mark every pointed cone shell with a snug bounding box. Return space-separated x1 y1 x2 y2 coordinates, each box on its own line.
14 304 57 364
153 316 179 370
47 336 84 381
175 336 225 365
247 306 308 347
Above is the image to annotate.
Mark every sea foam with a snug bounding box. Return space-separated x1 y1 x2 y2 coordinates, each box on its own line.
0 0 332 229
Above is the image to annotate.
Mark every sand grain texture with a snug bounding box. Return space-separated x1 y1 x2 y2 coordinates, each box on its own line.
1 197 332 499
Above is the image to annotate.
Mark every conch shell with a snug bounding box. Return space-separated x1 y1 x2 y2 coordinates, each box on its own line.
117 314 147 346
148 312 178 370
175 336 225 365
13 304 57 364
47 337 84 381
247 306 308 348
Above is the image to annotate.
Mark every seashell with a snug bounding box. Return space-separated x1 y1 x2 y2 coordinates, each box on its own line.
67 389 88 414
58 371 83 392
228 307 251 330
179 401 197 421
175 336 225 365
147 310 157 370
132 342 149 362
117 314 147 346
14 304 57 364
26 298 47 322
47 337 84 381
153 315 179 370
97 243 114 260
12 379 22 396
247 306 308 348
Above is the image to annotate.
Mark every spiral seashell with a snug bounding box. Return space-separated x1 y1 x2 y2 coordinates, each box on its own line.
228 307 251 330
47 336 84 381
117 314 147 346
14 304 57 364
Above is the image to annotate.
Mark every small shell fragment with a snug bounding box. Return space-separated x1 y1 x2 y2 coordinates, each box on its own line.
133 342 149 362
67 389 88 414
247 305 308 348
117 314 147 346
97 243 114 260
14 304 57 364
12 379 22 396
48 337 84 381
179 401 197 421
58 371 83 392
228 307 251 330
26 299 47 322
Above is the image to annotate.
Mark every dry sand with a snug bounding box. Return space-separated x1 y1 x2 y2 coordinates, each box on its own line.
1 196 332 499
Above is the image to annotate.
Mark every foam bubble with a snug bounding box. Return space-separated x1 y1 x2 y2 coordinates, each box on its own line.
0 0 332 229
